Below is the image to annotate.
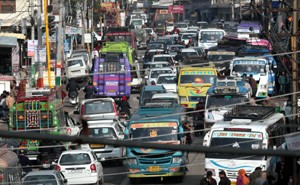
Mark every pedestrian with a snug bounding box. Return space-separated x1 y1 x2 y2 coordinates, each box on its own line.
262 96 274 107
18 149 32 174
183 119 193 145
5 92 15 109
249 74 257 98
278 71 289 94
254 171 268 185
249 167 262 185
10 83 17 98
199 171 217 185
237 169 250 185
118 96 131 118
83 81 97 99
219 170 231 185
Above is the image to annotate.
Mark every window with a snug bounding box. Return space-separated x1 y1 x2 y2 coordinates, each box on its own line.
0 0 16 13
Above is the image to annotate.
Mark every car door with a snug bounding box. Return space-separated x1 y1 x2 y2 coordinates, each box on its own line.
92 152 103 178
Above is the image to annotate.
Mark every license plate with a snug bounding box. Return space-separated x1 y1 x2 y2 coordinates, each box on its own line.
108 89 115 93
148 166 160 172
90 144 105 148
69 169 83 173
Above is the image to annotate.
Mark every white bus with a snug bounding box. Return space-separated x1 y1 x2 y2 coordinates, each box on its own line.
203 105 286 183
198 28 226 50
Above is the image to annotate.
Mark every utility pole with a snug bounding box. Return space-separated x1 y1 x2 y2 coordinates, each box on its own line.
291 0 298 132
81 0 87 48
56 0 64 86
91 0 94 57
231 0 235 21
44 0 53 88
30 0 35 88
37 0 44 88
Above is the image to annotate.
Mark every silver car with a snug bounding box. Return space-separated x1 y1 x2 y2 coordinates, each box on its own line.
23 170 68 185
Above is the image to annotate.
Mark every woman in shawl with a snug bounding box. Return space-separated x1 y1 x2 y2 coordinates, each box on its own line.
237 169 250 185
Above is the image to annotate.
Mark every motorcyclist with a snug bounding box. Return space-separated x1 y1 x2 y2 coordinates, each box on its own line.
172 26 180 34
118 96 131 118
66 78 80 98
18 149 32 174
83 81 97 99
193 100 205 136
174 51 184 64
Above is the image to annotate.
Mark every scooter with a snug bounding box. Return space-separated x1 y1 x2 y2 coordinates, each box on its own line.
69 91 79 105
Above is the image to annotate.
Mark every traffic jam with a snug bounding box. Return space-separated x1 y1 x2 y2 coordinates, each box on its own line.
0 3 298 185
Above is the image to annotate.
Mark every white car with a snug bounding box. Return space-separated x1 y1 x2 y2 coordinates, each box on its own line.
180 48 199 58
145 62 172 76
151 54 175 65
146 67 174 85
156 73 178 93
176 22 189 32
56 150 104 185
181 33 197 45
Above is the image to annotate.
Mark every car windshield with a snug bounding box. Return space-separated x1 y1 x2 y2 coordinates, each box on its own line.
177 24 188 28
148 43 164 50
170 46 184 51
153 57 172 62
143 90 164 100
208 54 235 61
72 54 88 62
157 76 177 84
84 101 114 114
180 75 216 84
182 34 195 39
68 59 83 67
206 131 263 160
149 63 170 68
60 153 91 165
132 20 143 25
200 31 224 41
206 95 248 109
233 64 265 74
130 124 178 142
88 127 116 138
181 51 198 57
23 175 57 185
150 70 173 78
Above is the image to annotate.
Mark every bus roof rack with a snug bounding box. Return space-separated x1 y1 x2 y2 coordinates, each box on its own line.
224 105 275 121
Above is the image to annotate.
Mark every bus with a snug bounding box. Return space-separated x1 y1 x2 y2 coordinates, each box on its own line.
198 28 226 50
229 57 275 97
9 87 66 160
93 52 131 99
178 67 217 109
153 9 174 36
207 51 235 76
203 105 286 183
0 144 22 184
124 99 187 183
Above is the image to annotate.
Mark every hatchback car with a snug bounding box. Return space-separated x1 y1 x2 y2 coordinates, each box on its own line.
23 170 68 185
151 54 175 65
74 98 119 123
55 150 104 185
156 73 178 93
80 120 125 163
146 67 174 85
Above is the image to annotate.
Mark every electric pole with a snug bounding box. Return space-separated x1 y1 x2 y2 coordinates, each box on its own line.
91 0 94 57
30 0 35 88
56 0 64 86
44 0 53 88
37 0 44 88
81 0 87 48
291 0 298 132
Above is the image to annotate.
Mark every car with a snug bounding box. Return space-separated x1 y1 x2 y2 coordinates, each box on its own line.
145 67 175 85
180 48 199 58
168 44 185 57
175 22 189 32
197 21 209 29
145 61 172 76
71 51 91 70
73 98 119 124
23 170 68 185
156 73 178 93
137 85 167 105
151 54 175 65
151 92 180 104
80 120 125 163
65 56 89 82
189 46 205 56
147 41 167 52
55 150 104 185
143 27 157 39
181 33 197 46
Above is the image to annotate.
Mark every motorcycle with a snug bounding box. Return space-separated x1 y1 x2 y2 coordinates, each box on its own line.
119 112 130 125
69 91 79 105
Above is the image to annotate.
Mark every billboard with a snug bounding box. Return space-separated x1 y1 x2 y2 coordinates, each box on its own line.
169 5 184 13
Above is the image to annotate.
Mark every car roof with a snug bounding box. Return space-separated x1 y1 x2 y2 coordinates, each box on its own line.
181 48 197 52
152 93 179 99
24 170 58 176
80 97 115 104
149 67 173 71
153 54 172 57
149 62 170 65
143 85 165 91
157 73 177 77
61 149 92 154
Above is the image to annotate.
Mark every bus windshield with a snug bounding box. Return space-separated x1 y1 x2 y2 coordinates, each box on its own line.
180 75 216 84
206 95 248 109
130 124 178 142
207 131 263 159
107 35 132 46
200 31 224 41
233 64 265 74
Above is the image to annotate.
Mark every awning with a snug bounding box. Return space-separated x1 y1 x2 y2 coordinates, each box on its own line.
0 36 18 47
0 32 26 39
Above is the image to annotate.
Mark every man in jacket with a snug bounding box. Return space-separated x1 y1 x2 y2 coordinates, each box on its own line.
83 81 97 99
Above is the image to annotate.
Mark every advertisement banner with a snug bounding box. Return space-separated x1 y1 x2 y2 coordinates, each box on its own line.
34 48 47 63
27 40 38 57
169 5 184 13
65 26 81 35
11 44 19 73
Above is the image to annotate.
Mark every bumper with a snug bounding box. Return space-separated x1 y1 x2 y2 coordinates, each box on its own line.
95 148 123 161
128 171 185 178
65 174 99 184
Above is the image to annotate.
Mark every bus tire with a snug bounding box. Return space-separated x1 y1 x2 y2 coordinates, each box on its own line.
173 176 184 183
130 178 140 184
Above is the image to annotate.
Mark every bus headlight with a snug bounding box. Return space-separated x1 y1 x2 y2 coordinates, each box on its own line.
180 96 187 102
172 157 182 163
121 65 125 71
99 64 104 71
127 158 137 165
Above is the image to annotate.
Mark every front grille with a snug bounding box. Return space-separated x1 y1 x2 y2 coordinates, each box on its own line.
139 157 171 165
104 62 121 72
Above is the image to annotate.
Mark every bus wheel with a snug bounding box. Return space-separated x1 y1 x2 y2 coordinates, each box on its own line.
173 176 184 183
130 178 140 184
